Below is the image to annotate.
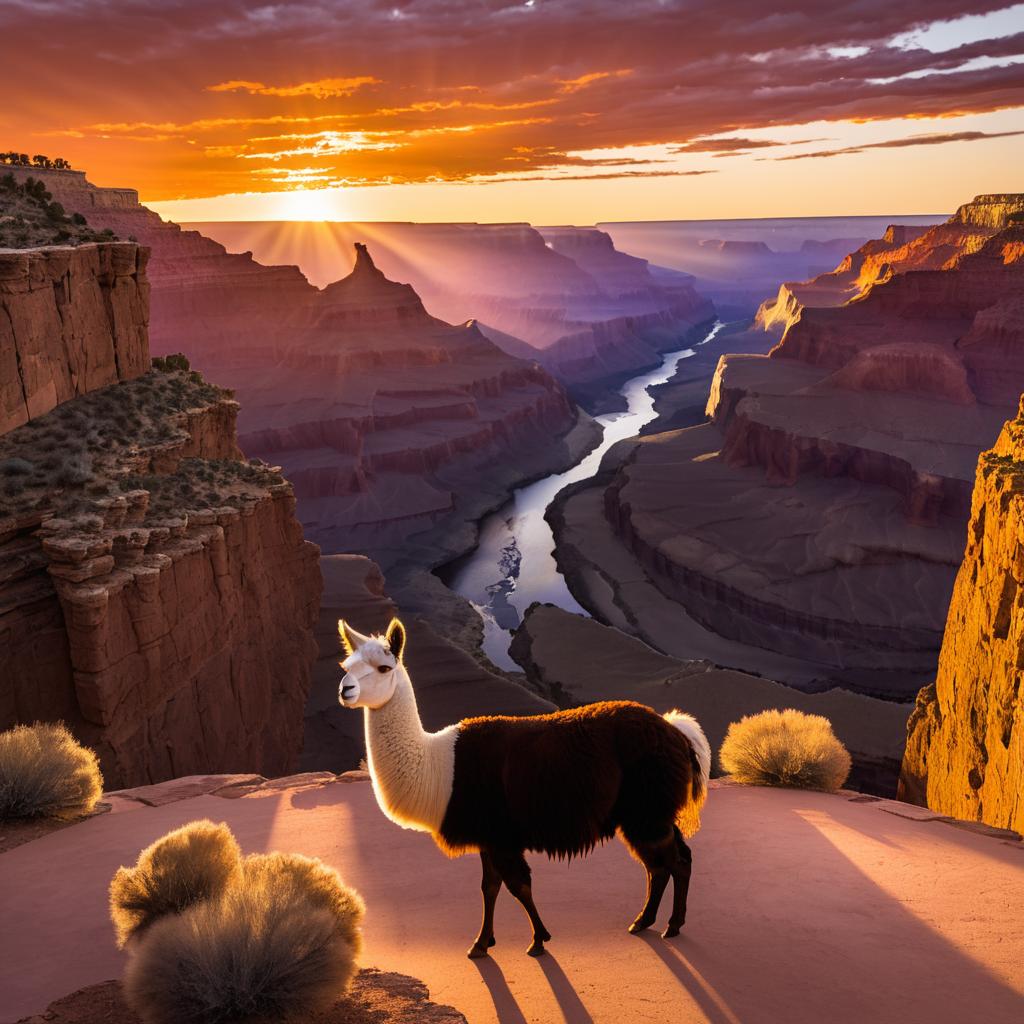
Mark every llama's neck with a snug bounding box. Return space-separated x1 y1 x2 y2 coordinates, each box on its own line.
363 671 458 835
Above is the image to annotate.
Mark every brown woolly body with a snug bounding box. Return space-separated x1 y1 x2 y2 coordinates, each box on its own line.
436 701 702 859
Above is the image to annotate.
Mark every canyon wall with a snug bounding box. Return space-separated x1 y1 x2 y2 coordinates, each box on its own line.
552 196 1024 697
184 218 716 412
16 167 590 569
0 238 321 788
0 243 149 433
900 402 1024 832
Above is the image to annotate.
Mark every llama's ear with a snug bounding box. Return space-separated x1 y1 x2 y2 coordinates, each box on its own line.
339 620 370 656
385 617 407 662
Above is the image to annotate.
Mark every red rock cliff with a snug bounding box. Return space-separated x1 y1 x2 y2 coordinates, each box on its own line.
900 400 1024 832
0 243 149 433
0 241 322 787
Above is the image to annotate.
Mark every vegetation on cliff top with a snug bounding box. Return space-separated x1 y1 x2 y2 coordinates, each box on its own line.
0 366 284 527
0 172 116 248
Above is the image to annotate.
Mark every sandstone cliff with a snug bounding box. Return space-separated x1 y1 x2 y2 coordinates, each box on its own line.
20 168 590 569
0 244 148 433
0 240 321 788
900 400 1024 831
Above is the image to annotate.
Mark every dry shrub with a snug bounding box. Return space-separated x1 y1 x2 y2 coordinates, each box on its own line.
719 709 851 792
110 820 242 948
114 822 364 1024
0 722 103 820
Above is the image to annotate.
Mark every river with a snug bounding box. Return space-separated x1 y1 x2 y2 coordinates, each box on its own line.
442 320 724 669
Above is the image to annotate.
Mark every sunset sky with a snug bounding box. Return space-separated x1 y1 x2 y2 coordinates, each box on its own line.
2 1 1022 223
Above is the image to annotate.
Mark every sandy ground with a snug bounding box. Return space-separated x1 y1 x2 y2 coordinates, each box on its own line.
1 778 1022 1024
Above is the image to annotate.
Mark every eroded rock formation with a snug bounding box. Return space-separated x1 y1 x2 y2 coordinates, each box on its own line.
553 196 1024 696
0 244 149 433
0 239 321 788
900 402 1024 831
179 217 716 412
16 167 592 568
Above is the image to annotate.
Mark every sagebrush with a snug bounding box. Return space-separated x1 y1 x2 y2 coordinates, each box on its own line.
0 722 103 819
719 709 851 792
112 821 365 1024
110 819 242 948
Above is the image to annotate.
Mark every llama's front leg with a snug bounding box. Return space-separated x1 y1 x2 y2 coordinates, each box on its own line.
663 827 692 938
493 849 551 957
468 850 502 959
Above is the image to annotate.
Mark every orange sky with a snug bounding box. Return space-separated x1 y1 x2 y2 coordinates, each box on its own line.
2 1 1022 222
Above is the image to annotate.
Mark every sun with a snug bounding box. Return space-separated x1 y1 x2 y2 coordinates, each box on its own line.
271 187 347 222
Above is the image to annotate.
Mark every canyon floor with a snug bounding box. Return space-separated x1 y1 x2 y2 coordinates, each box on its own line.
2 774 1022 1024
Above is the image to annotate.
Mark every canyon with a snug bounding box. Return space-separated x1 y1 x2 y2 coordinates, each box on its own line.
551 195 1024 700
7 167 596 572
185 218 717 413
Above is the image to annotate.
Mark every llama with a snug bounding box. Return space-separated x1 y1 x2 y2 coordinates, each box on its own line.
338 617 711 959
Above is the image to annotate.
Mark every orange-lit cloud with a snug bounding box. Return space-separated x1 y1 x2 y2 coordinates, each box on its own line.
207 76 380 99
2 0 1022 215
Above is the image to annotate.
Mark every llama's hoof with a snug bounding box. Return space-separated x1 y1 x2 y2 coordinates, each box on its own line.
628 917 654 935
663 924 682 938
467 944 491 959
526 941 547 957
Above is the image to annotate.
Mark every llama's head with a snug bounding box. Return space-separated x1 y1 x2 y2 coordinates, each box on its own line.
337 618 407 710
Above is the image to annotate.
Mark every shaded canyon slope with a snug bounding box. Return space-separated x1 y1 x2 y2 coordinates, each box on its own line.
184 218 717 413
552 194 1024 699
900 399 1024 832
512 604 910 795
15 167 591 570
0 240 321 788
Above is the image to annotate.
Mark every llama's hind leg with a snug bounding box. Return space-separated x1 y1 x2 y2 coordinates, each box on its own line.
492 848 551 957
468 850 502 959
621 829 676 935
663 826 692 938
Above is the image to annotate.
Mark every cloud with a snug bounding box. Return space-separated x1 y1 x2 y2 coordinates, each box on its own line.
2 0 1022 201
207 76 380 99
771 128 1024 159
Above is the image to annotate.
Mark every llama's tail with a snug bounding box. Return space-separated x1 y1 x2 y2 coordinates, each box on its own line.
663 710 711 838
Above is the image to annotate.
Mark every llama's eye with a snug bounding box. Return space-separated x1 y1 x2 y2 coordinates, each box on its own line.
377 665 391 674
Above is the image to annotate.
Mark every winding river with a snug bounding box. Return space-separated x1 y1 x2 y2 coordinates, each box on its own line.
443 320 724 669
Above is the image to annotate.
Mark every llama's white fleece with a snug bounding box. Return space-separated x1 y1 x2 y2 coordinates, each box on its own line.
663 710 711 793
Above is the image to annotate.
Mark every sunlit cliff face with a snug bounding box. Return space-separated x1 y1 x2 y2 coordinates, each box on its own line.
3 1 1023 221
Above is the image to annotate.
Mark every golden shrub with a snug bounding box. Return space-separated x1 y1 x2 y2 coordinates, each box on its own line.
0 722 103 820
719 709 851 792
112 821 364 1024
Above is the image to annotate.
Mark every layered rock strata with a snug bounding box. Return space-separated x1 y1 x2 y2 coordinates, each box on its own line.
553 197 1024 696
756 195 1024 336
183 217 716 412
18 168 591 567
900 402 1024 831
0 242 321 788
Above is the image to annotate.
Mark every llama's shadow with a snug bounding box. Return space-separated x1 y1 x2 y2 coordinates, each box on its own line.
472 952 595 1024
471 957 529 1024
637 934 741 1024
534 953 595 1023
